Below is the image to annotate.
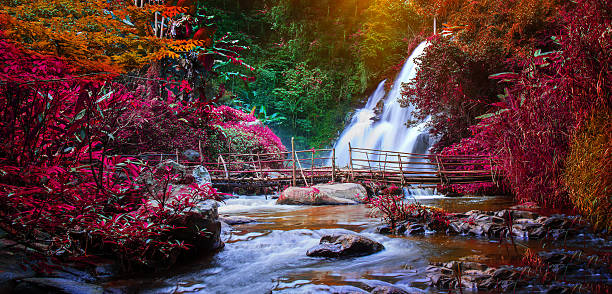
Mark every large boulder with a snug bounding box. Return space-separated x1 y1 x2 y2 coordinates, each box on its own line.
277 183 367 205
169 199 224 253
307 233 384 258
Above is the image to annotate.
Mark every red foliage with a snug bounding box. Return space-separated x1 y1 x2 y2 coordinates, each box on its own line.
400 35 508 151
0 37 223 269
440 0 611 207
361 185 450 229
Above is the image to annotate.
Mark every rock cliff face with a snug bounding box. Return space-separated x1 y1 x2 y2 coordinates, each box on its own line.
277 183 367 205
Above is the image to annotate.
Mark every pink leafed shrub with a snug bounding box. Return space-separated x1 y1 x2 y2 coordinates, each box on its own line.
0 36 224 269
439 0 610 208
111 97 286 162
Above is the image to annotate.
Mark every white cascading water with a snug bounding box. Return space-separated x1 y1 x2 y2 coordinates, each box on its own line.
331 41 435 196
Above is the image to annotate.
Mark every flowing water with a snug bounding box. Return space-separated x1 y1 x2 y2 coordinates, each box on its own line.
332 41 431 168
109 195 531 294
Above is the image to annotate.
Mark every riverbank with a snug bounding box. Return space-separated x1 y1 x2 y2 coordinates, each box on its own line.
96 194 610 293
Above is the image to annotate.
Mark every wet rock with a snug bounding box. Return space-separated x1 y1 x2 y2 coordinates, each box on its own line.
306 233 384 258
15 277 103 294
510 210 539 219
514 218 539 225
329 285 369 294
376 225 393 235
538 251 572 264
50 266 96 283
510 202 540 210
219 215 256 225
542 216 566 229
395 223 408 235
355 280 396 292
277 183 367 205
511 224 528 238
545 285 573 294
447 221 469 234
468 224 485 236
406 224 425 235
169 199 224 256
529 227 547 239
492 267 516 280
444 261 488 272
192 165 211 185
490 226 508 238
371 285 410 294
0 249 38 290
428 273 455 289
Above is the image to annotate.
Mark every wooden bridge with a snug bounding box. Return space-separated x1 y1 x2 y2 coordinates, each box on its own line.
143 140 499 189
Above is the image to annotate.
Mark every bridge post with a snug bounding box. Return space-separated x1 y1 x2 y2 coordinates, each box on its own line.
198 140 203 164
398 154 405 187
291 137 296 186
331 148 336 183
348 143 354 181
310 150 314 185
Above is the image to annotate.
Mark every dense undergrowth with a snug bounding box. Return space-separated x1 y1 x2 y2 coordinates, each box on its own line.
0 11 285 268
402 0 611 223
564 109 611 232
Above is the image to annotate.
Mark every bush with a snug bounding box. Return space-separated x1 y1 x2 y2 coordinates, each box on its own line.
0 38 225 270
564 109 612 232
430 0 610 207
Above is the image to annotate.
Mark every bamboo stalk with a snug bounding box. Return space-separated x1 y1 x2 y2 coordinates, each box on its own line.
294 150 309 186
310 150 314 184
291 137 296 186
398 154 405 186
349 142 354 181
332 148 336 183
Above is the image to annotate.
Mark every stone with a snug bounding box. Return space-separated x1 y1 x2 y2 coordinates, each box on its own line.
538 251 571 264
277 183 367 205
528 226 547 239
492 268 516 280
219 215 256 225
169 199 224 254
490 216 505 224
447 221 469 234
510 210 539 219
183 149 200 162
488 225 507 238
468 224 485 236
395 223 408 235
514 218 538 225
154 160 189 183
511 224 528 239
510 202 540 210
192 165 211 185
376 225 393 235
329 285 369 294
406 224 425 235
545 285 572 294
306 233 384 258
371 285 410 294
16 278 103 294
542 216 566 229
443 261 488 272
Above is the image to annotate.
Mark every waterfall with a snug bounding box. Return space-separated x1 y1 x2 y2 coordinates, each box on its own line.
331 41 435 195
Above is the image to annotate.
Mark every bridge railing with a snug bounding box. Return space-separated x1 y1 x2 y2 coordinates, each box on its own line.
347 145 498 186
124 140 498 188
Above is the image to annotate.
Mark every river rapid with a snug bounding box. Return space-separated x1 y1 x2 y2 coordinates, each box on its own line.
105 195 536 294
